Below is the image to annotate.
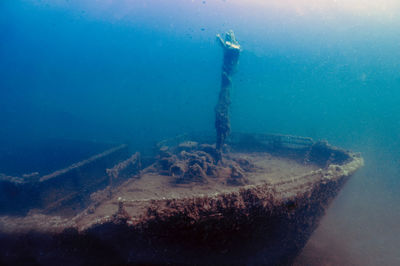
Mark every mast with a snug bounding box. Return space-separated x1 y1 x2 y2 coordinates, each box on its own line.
215 30 241 161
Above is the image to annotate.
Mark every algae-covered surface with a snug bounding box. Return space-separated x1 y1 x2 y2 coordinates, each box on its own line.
0 150 318 232
76 151 319 228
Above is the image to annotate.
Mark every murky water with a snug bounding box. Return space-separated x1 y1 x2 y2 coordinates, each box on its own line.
1 1 400 265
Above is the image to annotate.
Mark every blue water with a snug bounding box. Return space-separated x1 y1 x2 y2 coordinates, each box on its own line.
1 1 400 265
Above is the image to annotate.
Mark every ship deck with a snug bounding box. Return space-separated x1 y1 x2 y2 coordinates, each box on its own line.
0 151 319 232
75 152 319 228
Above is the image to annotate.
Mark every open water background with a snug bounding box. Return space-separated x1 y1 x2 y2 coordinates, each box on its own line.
1 1 400 265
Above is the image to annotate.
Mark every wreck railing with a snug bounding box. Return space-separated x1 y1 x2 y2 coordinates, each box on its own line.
0 144 131 215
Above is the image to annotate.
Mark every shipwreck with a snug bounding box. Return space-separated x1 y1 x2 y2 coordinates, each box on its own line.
0 31 363 265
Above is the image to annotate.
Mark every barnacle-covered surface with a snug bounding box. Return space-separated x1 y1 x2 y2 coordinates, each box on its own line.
0 135 363 265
